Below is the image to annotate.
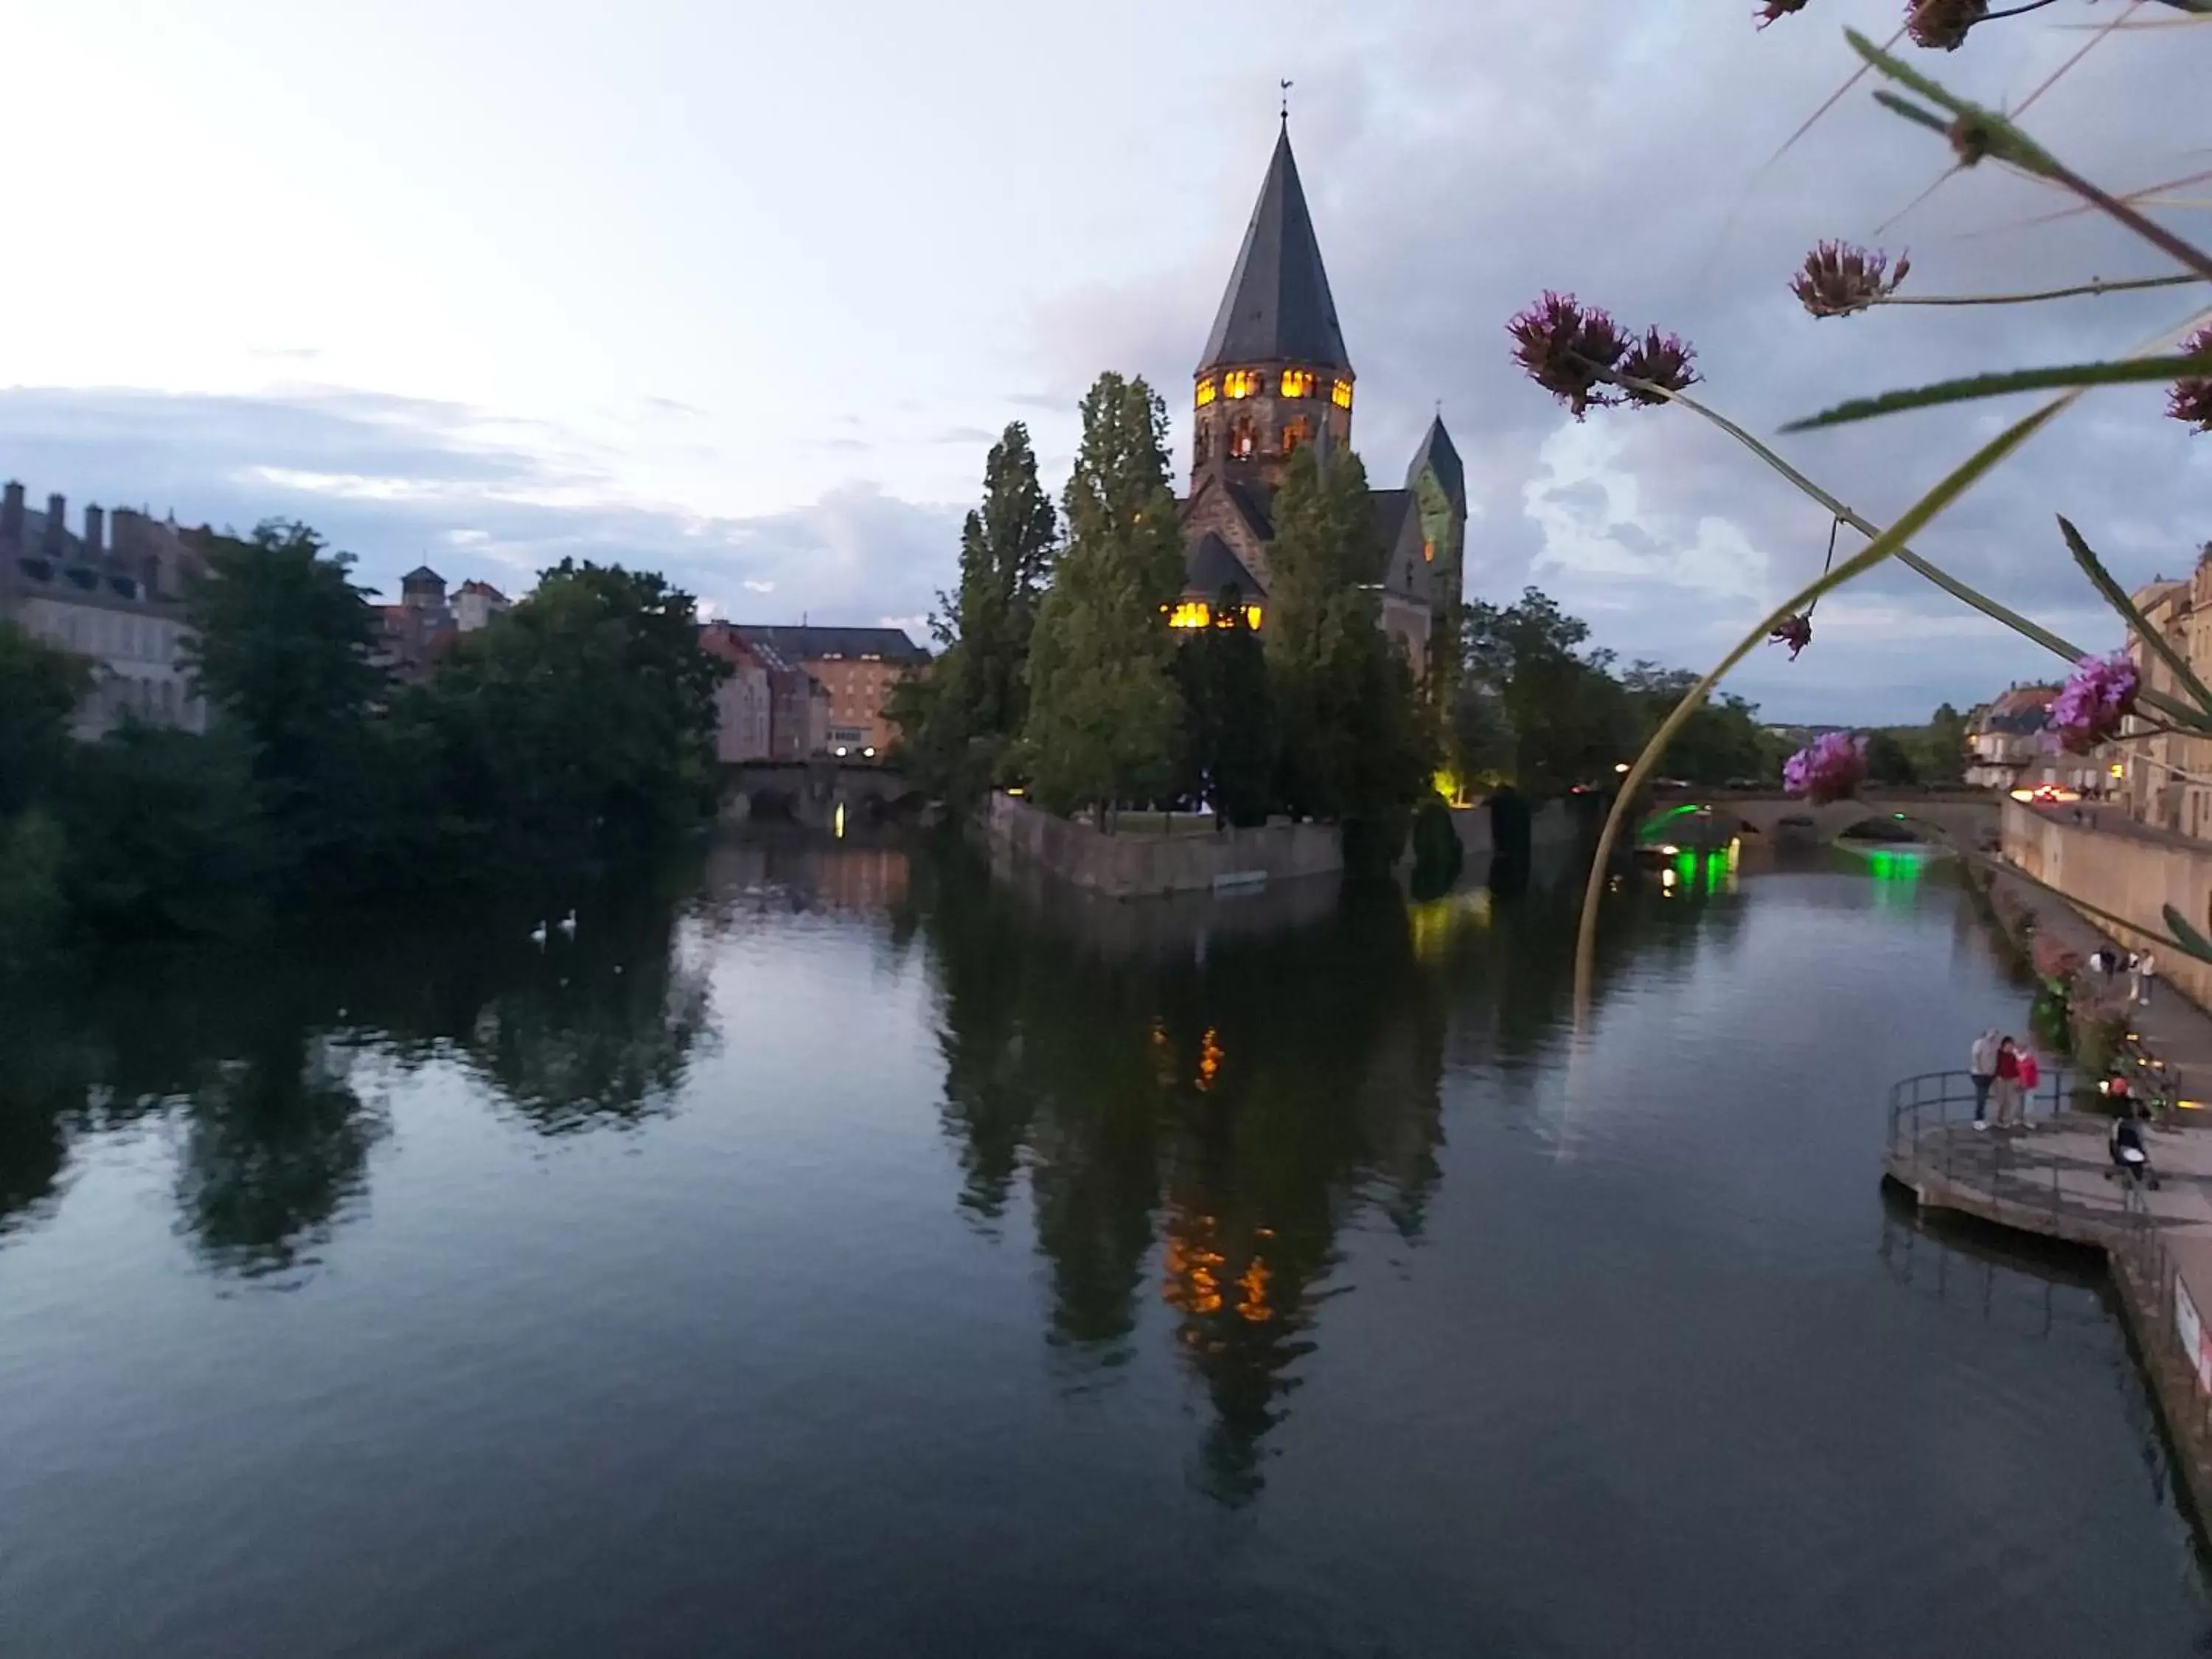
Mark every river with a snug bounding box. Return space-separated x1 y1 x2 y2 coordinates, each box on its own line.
1 831 2206 1658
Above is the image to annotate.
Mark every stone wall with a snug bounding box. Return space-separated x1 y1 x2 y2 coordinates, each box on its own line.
981 792 1342 900
2003 800 2212 1009
1450 799 1579 858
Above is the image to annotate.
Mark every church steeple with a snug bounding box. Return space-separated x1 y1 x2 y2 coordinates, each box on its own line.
1191 125 1354 490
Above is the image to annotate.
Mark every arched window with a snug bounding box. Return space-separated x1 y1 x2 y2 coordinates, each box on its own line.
1228 417 1257 460
1281 417 1311 455
1194 378 1217 408
1331 378 1354 410
1222 369 1259 400
1280 369 1316 399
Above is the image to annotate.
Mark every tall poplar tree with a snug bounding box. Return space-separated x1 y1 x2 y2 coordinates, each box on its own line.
1019 374 1186 819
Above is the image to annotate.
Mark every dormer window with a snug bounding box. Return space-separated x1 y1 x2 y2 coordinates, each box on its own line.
1331 378 1354 410
1281 369 1316 399
1222 369 1260 400
1195 377 1217 407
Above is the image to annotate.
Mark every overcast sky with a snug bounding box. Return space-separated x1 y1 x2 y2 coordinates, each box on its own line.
2 0 2206 723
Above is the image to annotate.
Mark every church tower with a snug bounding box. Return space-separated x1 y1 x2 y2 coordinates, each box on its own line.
1190 122 1353 493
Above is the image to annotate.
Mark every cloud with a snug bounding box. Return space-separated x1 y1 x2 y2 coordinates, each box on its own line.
0 385 964 627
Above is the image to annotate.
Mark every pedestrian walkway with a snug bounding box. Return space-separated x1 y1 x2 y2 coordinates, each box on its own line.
1985 859 2212 1100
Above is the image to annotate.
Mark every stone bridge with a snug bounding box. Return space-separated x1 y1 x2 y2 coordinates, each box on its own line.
721 759 914 830
1639 790 2000 850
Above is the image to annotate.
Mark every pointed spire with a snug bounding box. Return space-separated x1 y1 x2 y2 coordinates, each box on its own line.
1408 414 1465 509
1197 127 1349 375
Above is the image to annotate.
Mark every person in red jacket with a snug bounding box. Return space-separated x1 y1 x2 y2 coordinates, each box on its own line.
1993 1037 2023 1130
2016 1045 2041 1129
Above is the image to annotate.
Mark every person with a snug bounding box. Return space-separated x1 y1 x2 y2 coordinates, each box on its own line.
2140 949 2158 1008
2017 1044 2041 1128
1970 1027 2000 1128
1993 1037 2022 1130
2126 950 2143 1002
2111 1101 2153 1189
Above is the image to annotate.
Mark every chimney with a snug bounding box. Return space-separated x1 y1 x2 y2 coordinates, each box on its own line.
83 504 105 558
1 481 21 549
42 494 66 555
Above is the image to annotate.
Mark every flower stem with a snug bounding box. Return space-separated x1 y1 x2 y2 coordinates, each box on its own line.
1876 272 2207 307
2045 159 2212 285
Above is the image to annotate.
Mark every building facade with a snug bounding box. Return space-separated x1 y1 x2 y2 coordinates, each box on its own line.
0 481 212 736
1175 125 1467 675
700 622 775 763
2121 549 2212 836
453 578 511 632
734 625 927 759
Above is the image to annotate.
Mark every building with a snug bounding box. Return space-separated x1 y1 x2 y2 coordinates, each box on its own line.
374 565 460 683
2121 547 2212 835
733 625 927 759
1965 684 2115 799
1174 122 1467 674
453 578 511 632
0 481 212 736
699 622 774 762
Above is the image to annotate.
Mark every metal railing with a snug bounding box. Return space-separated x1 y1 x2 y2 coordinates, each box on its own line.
1886 1067 2076 1155
1886 1067 2081 1237
2115 1180 2212 1458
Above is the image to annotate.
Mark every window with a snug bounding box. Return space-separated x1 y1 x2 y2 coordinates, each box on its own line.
1423 540 1435 563
1280 368 1316 400
1194 425 1211 464
1281 416 1311 454
1195 377 1217 407
1243 605 1263 630
1222 369 1259 400
1331 378 1354 410
1229 417 1257 459
1168 601 1211 629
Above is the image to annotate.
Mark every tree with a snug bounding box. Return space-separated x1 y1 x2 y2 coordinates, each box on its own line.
1020 374 1186 818
1171 597 1277 827
1460 588 1633 796
0 622 91 818
426 560 728 875
1620 662 1770 785
890 423 1057 802
1924 703 1969 785
1865 728 1919 786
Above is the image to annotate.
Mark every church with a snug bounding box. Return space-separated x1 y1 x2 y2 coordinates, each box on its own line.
1173 122 1466 678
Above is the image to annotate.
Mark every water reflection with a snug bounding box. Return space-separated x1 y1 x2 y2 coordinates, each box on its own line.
0 873 713 1276
915 842 1751 1502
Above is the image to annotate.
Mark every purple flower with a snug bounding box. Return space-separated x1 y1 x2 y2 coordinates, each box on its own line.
1767 613 1813 660
1618 328 1700 404
2171 323 2212 437
1905 0 1986 50
1507 292 1630 420
1790 242 1910 319
2047 653 2138 753
1783 731 1868 804
1755 0 1809 26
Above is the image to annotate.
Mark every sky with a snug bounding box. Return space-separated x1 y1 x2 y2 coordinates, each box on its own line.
1 0 2206 724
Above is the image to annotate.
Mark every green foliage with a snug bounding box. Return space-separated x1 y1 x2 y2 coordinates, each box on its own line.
1171 600 1278 827
58 724 271 935
1020 373 1186 817
1408 795 1464 900
0 623 91 817
1865 729 1919 787
891 423 1058 803
1619 663 1771 786
1784 354 2212 433
0 808 66 966
428 560 728 876
1458 588 1635 797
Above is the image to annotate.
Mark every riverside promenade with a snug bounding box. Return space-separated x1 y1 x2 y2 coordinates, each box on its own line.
1890 838 2212 1535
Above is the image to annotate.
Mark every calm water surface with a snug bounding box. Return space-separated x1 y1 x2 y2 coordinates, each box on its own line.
2 833 2208 1658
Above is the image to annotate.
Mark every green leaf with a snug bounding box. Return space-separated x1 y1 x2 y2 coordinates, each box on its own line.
1844 29 2060 175
2059 516 2212 731
1783 355 2210 433
1871 91 1948 139
2166 905 2212 964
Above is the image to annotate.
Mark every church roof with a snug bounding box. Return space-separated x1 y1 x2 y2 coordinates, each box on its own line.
1198 127 1350 375
735 624 928 664
1185 531 1263 600
1408 417 1465 508
1368 489 1412 580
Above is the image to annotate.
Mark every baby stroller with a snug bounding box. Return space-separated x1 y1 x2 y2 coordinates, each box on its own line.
2110 1101 2159 1191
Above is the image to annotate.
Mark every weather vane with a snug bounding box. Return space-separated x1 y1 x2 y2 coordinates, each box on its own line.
1280 79 1293 123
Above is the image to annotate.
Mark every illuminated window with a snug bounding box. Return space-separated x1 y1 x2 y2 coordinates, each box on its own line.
1229 417 1256 459
1168 601 1211 629
1422 539 1435 563
1243 605 1263 630
1331 378 1353 409
1281 416 1311 454
1195 377 1217 407
1222 369 1259 400
1280 368 1316 399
